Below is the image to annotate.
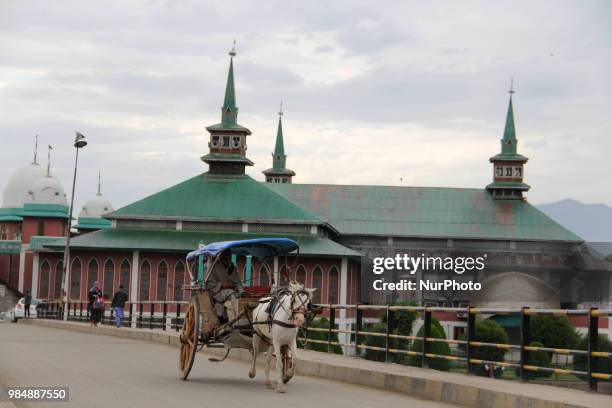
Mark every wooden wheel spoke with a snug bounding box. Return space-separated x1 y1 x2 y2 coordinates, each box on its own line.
178 297 200 380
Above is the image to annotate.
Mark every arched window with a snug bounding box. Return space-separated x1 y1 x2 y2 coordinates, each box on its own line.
157 260 168 301
139 260 151 301
174 261 185 301
120 259 130 296
54 260 63 299
260 263 272 286
37 220 45 236
279 265 289 285
296 265 306 285
39 260 50 299
103 259 114 297
328 266 339 304
70 258 82 300
312 266 322 304
251 262 260 286
87 259 99 291
13 225 22 240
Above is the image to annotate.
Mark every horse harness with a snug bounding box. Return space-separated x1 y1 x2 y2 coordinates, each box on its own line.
251 289 310 344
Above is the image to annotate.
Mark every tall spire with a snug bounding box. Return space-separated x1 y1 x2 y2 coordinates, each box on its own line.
263 103 295 183
221 40 238 126
97 170 102 196
274 102 286 160
486 79 529 200
202 43 253 175
46 145 53 176
501 78 517 155
32 134 39 164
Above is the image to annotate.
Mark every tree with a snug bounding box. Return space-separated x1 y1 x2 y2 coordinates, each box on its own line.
525 341 552 380
408 318 451 371
460 319 509 378
573 334 612 376
530 315 579 350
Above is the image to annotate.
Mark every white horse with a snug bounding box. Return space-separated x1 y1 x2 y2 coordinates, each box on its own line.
248 282 314 393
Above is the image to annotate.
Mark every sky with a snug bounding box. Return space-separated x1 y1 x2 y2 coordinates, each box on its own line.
1 0 611 214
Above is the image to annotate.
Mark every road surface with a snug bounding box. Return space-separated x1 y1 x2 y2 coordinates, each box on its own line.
0 322 459 407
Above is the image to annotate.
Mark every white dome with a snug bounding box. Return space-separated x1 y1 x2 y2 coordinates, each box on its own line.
25 175 68 206
1 163 46 208
79 194 114 218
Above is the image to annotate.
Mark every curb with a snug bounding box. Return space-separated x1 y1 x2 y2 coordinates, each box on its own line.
23 319 610 408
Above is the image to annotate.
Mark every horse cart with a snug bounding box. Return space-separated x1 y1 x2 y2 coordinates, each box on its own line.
178 237 317 387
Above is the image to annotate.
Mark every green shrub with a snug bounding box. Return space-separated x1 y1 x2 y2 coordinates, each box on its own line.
526 341 552 379
530 315 579 350
573 334 612 376
460 319 509 378
408 318 450 371
298 317 343 354
363 301 419 364
363 322 388 362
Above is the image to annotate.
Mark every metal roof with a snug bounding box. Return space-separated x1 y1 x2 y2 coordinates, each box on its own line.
266 183 583 242
107 173 322 224
43 228 360 258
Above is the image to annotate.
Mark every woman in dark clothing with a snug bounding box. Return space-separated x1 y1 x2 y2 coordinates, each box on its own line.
88 281 103 326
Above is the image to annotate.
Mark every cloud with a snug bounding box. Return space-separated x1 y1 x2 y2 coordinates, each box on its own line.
0 0 611 214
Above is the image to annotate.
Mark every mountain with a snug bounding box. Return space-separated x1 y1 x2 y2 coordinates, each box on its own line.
536 199 612 256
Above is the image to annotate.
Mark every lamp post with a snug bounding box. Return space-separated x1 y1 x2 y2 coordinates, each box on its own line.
61 132 87 320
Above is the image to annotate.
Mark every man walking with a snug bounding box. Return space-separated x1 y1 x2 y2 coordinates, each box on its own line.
111 285 128 328
24 289 32 319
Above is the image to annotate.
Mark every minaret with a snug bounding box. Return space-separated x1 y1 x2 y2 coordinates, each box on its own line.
486 80 529 199
201 41 254 176
263 102 296 183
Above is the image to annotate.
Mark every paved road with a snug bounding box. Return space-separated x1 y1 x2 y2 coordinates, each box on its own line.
0 322 458 408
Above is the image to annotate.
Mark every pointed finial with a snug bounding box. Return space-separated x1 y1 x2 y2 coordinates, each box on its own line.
32 135 39 164
278 101 283 116
229 39 237 57
97 170 102 195
46 145 53 176
509 77 515 95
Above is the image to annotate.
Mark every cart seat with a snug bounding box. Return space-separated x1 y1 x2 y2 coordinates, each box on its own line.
244 285 271 296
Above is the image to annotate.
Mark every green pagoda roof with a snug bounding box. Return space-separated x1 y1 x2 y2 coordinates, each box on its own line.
0 207 23 222
20 203 69 219
200 153 254 165
43 228 360 258
266 183 582 242
74 216 112 231
107 173 322 224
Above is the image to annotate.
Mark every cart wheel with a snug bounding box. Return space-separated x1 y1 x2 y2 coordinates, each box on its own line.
179 296 200 380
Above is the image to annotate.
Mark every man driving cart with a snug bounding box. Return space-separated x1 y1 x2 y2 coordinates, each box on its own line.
205 250 244 323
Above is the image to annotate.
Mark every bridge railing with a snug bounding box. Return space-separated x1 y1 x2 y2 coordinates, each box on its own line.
297 304 612 393
36 301 612 392
37 300 189 331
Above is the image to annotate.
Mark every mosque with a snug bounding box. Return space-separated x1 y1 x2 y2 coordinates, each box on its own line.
1 49 608 334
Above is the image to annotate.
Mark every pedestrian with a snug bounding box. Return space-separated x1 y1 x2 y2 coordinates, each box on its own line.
92 293 105 326
111 285 128 328
88 281 102 326
24 289 32 319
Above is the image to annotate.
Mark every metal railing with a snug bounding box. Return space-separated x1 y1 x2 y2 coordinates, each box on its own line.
38 300 189 331
37 302 612 392
297 304 612 393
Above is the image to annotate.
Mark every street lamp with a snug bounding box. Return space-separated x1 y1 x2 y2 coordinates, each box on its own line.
60 132 87 319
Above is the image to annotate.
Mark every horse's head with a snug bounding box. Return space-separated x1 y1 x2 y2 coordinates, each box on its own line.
288 282 315 328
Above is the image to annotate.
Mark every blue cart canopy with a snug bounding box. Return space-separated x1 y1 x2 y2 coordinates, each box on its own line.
186 237 298 261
